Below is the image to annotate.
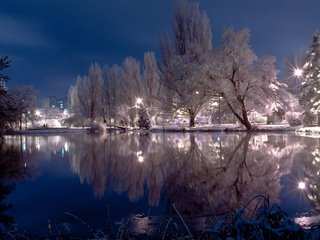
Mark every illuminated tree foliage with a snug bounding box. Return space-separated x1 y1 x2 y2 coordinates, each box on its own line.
300 33 320 125
69 63 104 125
159 0 212 127
205 29 292 130
137 103 151 129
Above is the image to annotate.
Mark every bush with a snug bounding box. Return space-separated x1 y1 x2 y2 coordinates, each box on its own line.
285 112 303 126
303 111 316 125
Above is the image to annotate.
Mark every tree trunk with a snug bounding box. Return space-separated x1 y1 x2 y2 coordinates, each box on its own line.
318 112 320 126
225 99 252 131
189 116 195 127
189 112 196 127
19 113 22 130
241 109 252 131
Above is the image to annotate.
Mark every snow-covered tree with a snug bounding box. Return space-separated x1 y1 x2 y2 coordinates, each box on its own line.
159 0 212 127
104 64 124 124
300 33 320 125
143 53 161 103
73 63 104 125
137 102 151 129
121 57 145 126
67 84 87 127
205 28 292 130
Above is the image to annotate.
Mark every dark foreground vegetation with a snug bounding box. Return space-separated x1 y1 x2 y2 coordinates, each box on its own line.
2 196 320 240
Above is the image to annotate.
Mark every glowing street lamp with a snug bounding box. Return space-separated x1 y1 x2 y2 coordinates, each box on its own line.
35 110 41 116
298 181 306 190
136 97 143 105
294 68 303 78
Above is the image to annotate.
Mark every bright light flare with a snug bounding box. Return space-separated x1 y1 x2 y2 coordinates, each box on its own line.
35 110 41 116
298 181 306 190
136 97 143 105
294 68 303 78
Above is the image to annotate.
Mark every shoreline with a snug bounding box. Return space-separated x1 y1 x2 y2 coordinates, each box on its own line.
4 124 320 135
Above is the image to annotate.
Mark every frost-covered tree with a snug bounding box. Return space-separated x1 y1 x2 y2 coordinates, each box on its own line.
122 57 144 102
67 84 87 127
300 33 320 125
74 63 104 125
143 52 162 124
121 57 145 126
205 28 292 130
104 64 124 124
143 52 161 108
137 103 151 129
159 0 212 127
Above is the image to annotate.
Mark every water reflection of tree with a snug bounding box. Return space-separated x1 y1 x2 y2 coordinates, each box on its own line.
298 137 320 212
0 138 28 233
162 133 297 214
66 132 301 216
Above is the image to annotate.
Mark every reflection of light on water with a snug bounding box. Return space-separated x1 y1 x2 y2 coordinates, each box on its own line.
35 137 40 150
64 142 69 152
137 151 144 163
298 181 306 190
177 140 185 149
52 136 62 145
22 136 26 152
151 134 158 143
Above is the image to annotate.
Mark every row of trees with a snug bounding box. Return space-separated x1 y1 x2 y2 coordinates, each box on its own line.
68 0 299 131
68 52 161 127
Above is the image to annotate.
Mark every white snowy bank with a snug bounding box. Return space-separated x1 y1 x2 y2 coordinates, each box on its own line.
13 127 88 135
149 123 297 132
296 126 320 133
8 124 320 135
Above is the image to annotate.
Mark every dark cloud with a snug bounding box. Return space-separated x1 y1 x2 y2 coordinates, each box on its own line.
0 14 54 49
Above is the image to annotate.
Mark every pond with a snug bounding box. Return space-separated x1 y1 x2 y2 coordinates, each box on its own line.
1 132 320 238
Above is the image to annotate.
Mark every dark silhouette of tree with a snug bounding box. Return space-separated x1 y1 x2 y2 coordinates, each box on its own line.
0 56 11 134
0 140 28 236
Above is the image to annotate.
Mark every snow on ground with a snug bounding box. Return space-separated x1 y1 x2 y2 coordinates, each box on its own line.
296 126 320 133
8 124 320 135
13 127 88 135
150 123 297 132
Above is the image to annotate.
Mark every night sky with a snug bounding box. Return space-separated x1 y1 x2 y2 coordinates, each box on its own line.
1 0 320 98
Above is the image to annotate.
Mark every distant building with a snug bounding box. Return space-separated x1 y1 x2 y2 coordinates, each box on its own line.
49 96 68 110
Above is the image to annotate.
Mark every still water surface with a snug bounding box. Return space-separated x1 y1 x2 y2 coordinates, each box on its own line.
1 132 320 235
